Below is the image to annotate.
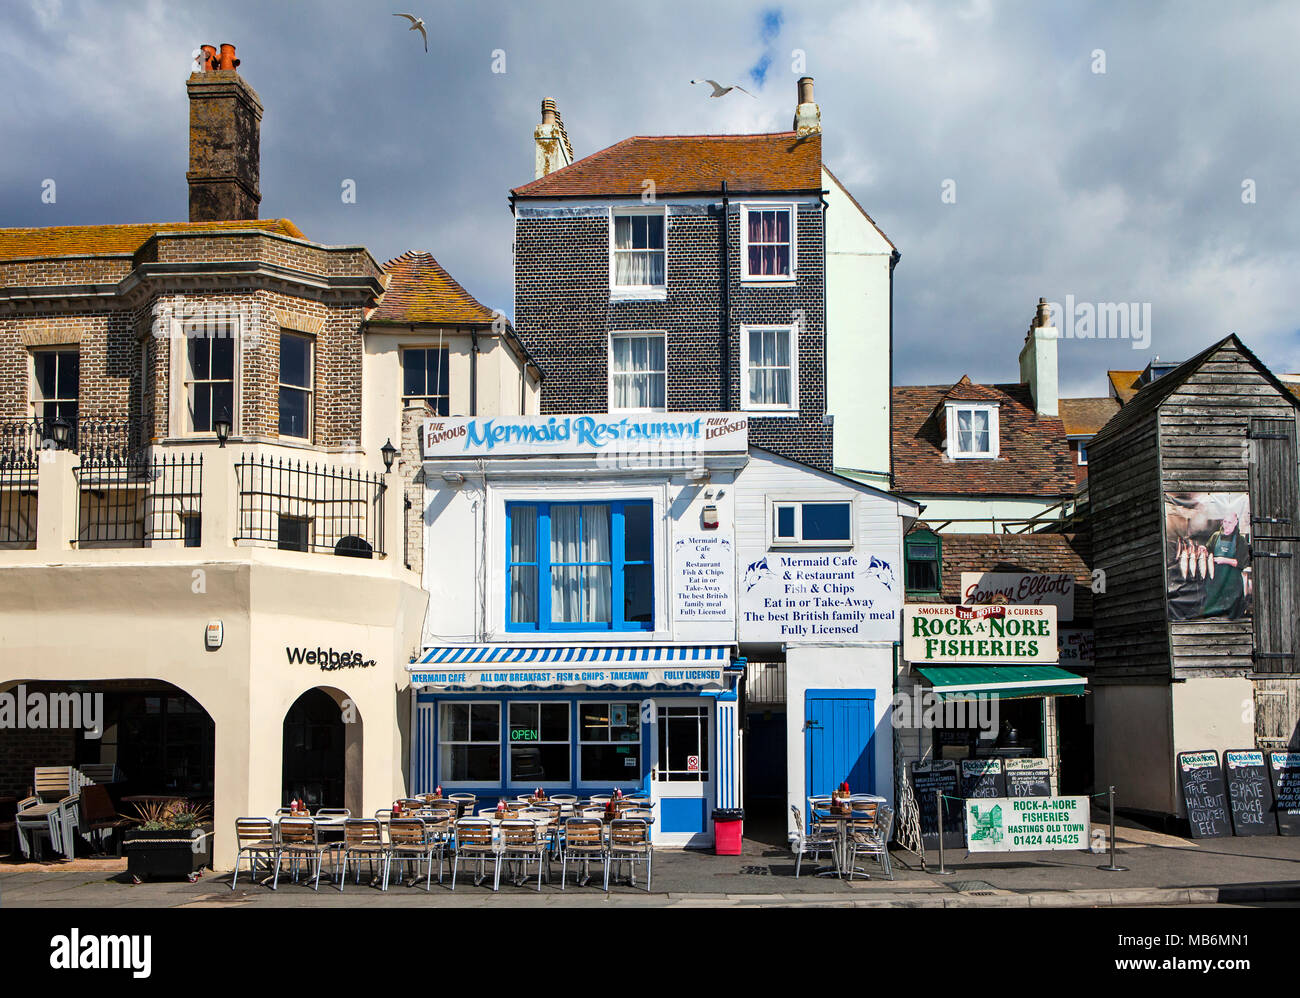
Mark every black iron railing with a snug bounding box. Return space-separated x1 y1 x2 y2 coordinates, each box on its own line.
0 417 147 466
234 455 386 558
75 453 203 548
0 460 38 549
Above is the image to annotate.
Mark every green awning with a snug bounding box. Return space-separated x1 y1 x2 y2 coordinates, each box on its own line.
915 665 1087 702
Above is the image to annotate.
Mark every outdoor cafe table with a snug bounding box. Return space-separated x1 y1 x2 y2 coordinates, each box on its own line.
809 796 886 878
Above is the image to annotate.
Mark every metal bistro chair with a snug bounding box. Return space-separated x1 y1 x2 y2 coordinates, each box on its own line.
231 818 280 890
498 819 549 891
560 816 607 890
447 793 476 817
846 803 894 881
274 817 332 891
384 818 442 892
605 818 652 892
339 818 388 891
789 804 841 879
450 817 499 891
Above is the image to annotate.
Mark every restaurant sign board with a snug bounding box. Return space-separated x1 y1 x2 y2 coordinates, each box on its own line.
423 413 748 459
960 572 1074 622
903 604 1058 664
964 795 1090 852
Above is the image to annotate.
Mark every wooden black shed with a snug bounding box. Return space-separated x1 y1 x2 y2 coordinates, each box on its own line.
1088 334 1299 816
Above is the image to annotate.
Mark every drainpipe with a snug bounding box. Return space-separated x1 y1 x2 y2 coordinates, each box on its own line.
469 327 479 416
719 180 730 410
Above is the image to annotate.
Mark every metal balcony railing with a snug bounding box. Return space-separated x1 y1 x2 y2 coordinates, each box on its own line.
234 454 386 558
0 417 147 466
74 453 203 548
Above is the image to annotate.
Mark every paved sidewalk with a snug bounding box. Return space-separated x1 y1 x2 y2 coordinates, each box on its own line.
3 812 1299 908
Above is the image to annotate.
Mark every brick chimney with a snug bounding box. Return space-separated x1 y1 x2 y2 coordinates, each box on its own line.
534 98 574 179
793 76 821 136
1019 297 1059 417
186 44 262 221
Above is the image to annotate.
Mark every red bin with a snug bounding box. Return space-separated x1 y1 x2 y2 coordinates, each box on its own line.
712 808 744 855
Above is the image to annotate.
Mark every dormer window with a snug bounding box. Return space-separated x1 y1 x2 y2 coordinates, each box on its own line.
945 403 999 459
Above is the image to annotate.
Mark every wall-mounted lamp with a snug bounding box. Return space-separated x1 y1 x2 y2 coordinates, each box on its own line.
49 416 71 450
214 409 231 448
381 438 398 472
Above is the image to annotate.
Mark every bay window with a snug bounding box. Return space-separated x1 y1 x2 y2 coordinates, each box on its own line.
507 500 654 632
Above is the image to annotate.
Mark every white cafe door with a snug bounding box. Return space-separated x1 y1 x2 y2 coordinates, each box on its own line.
649 699 715 847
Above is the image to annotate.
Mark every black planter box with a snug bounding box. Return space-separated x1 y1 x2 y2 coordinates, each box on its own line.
123 826 213 882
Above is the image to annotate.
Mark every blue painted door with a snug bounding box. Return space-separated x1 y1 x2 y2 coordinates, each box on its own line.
805 691 876 802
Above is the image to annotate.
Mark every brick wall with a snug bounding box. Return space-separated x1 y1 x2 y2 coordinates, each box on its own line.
513 201 832 469
400 403 431 577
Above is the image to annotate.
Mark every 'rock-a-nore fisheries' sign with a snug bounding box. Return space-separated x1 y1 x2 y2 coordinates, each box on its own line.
964 796 1091 852
903 604 1058 664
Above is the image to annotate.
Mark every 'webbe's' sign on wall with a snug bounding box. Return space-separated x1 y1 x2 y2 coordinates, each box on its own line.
903 604 1058 664
422 414 748 459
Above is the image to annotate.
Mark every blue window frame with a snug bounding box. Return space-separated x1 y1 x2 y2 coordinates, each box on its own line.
506 501 654 632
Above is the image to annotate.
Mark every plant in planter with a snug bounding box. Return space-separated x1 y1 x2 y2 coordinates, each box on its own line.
121 799 214 884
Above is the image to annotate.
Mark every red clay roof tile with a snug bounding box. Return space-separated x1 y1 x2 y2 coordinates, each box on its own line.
369 251 497 325
0 219 305 261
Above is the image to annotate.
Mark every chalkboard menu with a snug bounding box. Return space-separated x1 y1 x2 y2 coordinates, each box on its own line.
1004 757 1053 797
909 759 964 848
1223 750 1275 837
1176 750 1231 839
960 758 1006 798
1269 751 1300 836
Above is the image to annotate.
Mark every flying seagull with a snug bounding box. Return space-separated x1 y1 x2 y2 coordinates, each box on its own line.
393 13 428 52
691 79 756 98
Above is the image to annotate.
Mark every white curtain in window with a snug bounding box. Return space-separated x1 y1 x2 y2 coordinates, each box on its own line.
581 504 611 623
510 505 538 623
612 336 666 409
957 410 989 453
748 329 791 406
550 504 581 623
614 217 665 286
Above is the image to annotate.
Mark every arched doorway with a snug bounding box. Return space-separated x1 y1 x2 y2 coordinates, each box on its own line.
282 689 346 809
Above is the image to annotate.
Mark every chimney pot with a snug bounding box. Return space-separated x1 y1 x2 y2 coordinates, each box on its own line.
798 76 815 104
217 43 240 71
534 98 573 179
794 76 821 136
199 44 217 72
540 99 556 127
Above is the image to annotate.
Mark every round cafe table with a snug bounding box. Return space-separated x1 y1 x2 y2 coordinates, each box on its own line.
809 796 886 878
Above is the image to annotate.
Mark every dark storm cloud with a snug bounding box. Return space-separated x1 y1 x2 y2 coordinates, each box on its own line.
2 0 1296 393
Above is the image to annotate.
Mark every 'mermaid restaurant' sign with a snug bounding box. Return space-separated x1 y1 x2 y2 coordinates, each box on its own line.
423 414 748 459
903 604 1058 664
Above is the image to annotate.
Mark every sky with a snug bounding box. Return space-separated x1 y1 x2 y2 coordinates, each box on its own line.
2 0 1298 395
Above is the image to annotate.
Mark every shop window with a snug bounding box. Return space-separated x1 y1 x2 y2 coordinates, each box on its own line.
611 209 665 294
402 347 450 415
742 326 797 410
742 205 794 281
278 331 313 441
185 334 235 434
507 701 570 784
439 702 501 785
609 332 666 411
657 704 709 782
771 500 853 546
579 701 641 784
31 348 79 425
506 501 654 632
905 529 942 595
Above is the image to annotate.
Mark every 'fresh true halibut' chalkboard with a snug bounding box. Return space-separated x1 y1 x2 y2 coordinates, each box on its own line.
1004 757 1053 797
960 758 1006 798
1269 751 1300 836
1224 750 1274 837
1177 750 1231 839
910 759 964 848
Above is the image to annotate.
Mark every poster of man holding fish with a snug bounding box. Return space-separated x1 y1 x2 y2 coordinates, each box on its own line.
1164 492 1253 621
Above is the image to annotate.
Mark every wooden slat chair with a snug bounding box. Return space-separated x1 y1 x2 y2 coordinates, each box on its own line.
274 817 331 891
339 819 387 891
846 803 894 881
450 818 498 891
605 818 652 892
77 784 128 855
498 819 548 891
789 804 840 879
560 817 607 890
384 818 441 892
230 818 280 890
15 769 81 861
77 763 120 785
